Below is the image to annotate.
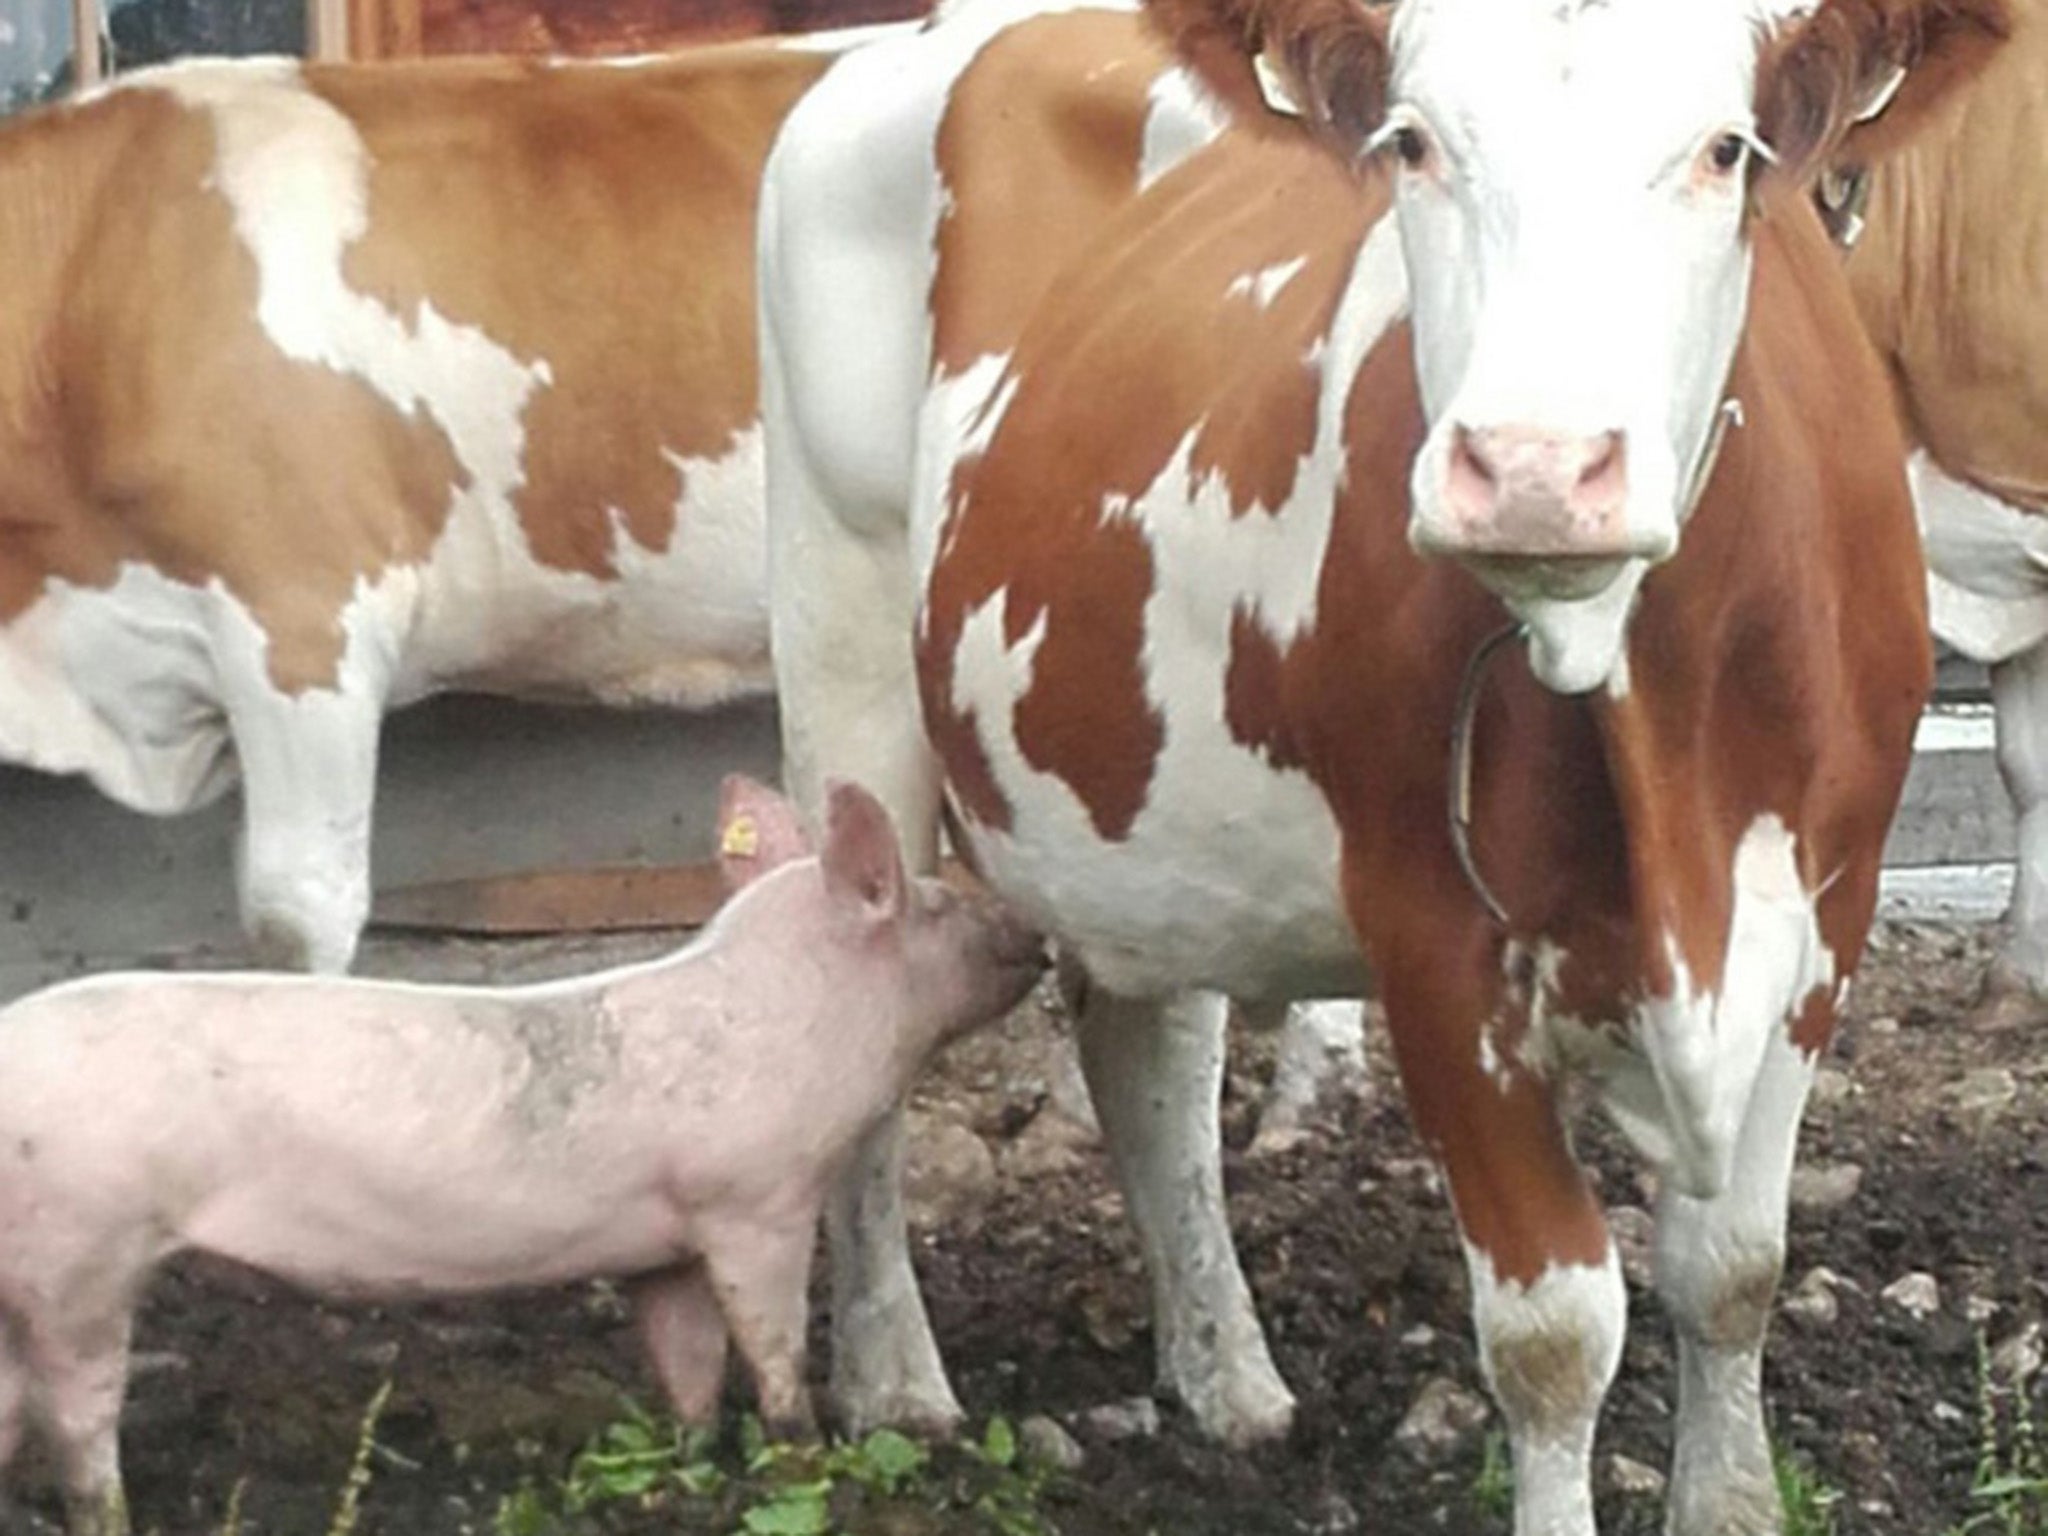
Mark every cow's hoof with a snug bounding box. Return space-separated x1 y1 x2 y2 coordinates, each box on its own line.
1176 1356 1297 1449
1967 965 2048 1032
828 1369 965 1442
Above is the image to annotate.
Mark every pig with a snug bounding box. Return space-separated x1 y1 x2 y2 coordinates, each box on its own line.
0 776 1045 1536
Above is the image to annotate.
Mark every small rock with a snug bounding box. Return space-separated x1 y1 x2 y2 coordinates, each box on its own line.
128 1350 192 1380
1991 1321 2044 1387
1788 1161 1864 1213
904 1119 999 1230
1399 1324 1438 1350
1078 1396 1161 1443
1809 1068 1852 1108
1783 1266 1847 1329
1606 1205 1656 1290
1307 1491 1361 1535
1933 1400 1970 1426
1394 1375 1491 1460
1603 1453 1667 1498
1864 1014 1900 1036
1951 1068 2019 1116
1881 1271 1941 1320
1019 1414 1086 1472
1964 1296 2000 1326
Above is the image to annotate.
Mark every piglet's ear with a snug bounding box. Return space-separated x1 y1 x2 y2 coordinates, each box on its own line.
1755 0 2009 181
820 779 908 925
717 775 813 894
1145 0 1394 153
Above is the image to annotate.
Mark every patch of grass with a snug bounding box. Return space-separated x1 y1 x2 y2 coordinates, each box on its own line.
1774 1444 1843 1536
1468 1430 1514 1525
1945 1331 2048 1536
492 1401 1062 1536
325 1376 395 1536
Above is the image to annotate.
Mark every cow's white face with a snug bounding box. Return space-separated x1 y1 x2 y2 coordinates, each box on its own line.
1387 0 1767 692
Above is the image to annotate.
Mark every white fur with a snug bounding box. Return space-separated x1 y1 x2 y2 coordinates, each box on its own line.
1226 255 1310 309
1913 451 2048 664
1140 64 1231 191
1464 1244 1626 1536
1389 0 1768 692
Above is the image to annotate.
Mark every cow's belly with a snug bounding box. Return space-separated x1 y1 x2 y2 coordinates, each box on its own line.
1915 452 2048 664
396 427 773 711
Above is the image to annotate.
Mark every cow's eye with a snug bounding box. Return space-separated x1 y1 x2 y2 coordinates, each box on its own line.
1709 133 1747 173
1392 125 1430 168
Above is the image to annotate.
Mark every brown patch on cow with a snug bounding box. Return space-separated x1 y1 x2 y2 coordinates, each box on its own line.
323 47 829 578
1754 0 2010 178
921 65 1374 841
929 12 1164 377
1791 980 1837 1057
1142 0 1394 155
0 48 822 693
1224 609 1307 771
2 85 466 693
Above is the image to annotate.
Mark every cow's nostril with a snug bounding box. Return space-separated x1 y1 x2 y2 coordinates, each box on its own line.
1577 431 1626 496
1451 424 1498 487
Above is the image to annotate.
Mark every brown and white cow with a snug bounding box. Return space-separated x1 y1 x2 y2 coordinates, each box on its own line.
761 0 2000 1527
1836 0 2048 1025
0 38 856 975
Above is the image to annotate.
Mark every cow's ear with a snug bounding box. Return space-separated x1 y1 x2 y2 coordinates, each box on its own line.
1755 0 2010 180
1145 0 1394 152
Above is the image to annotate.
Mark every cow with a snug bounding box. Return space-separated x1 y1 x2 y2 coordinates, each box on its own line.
1834 0 2048 1027
759 0 2000 1527
0 38 848 976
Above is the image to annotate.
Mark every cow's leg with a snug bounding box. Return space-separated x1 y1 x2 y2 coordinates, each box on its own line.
221 677 385 975
1075 989 1295 1445
632 1263 729 1427
1656 1027 1814 1535
26 1309 133 1536
1380 960 1620 1536
1982 641 2048 1027
1245 997 1370 1150
768 413 955 1437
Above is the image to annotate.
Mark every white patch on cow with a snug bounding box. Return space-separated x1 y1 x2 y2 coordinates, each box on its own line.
1462 1242 1624 1536
932 220 1406 997
1632 814 1834 1199
1225 255 1309 310
1140 66 1230 191
0 566 235 815
1911 451 2048 664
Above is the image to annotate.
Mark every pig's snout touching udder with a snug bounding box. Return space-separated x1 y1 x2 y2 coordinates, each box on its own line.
0 775 1044 1536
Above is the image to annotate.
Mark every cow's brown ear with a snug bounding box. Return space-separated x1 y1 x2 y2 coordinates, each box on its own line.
1755 0 2010 179
1144 0 1394 152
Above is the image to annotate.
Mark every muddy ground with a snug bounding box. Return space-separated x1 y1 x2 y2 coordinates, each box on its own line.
4 917 2044 1536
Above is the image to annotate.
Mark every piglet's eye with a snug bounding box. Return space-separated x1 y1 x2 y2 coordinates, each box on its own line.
1708 133 1747 174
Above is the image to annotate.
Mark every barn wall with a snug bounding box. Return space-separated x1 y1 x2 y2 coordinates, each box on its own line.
0 696 779 999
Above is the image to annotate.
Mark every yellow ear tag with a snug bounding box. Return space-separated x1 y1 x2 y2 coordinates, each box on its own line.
721 813 760 858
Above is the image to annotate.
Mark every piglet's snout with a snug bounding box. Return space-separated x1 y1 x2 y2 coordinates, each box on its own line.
1440 424 1631 559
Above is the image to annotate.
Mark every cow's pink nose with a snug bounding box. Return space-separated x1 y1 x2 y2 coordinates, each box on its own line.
1442 424 1630 557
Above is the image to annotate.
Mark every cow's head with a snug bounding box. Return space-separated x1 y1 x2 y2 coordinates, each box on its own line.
1155 0 2006 691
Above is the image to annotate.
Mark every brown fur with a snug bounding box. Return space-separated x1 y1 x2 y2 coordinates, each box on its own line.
1756 0 2012 178
1142 0 1392 150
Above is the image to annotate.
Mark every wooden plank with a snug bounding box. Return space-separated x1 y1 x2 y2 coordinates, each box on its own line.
311 0 352 59
373 860 730 933
71 0 102 86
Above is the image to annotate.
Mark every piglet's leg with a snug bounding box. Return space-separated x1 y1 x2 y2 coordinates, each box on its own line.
703 1225 819 1443
26 1310 134 1536
0 1321 25 1473
633 1264 729 1427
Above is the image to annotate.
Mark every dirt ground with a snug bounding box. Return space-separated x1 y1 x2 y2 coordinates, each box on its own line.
3 917 2044 1536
